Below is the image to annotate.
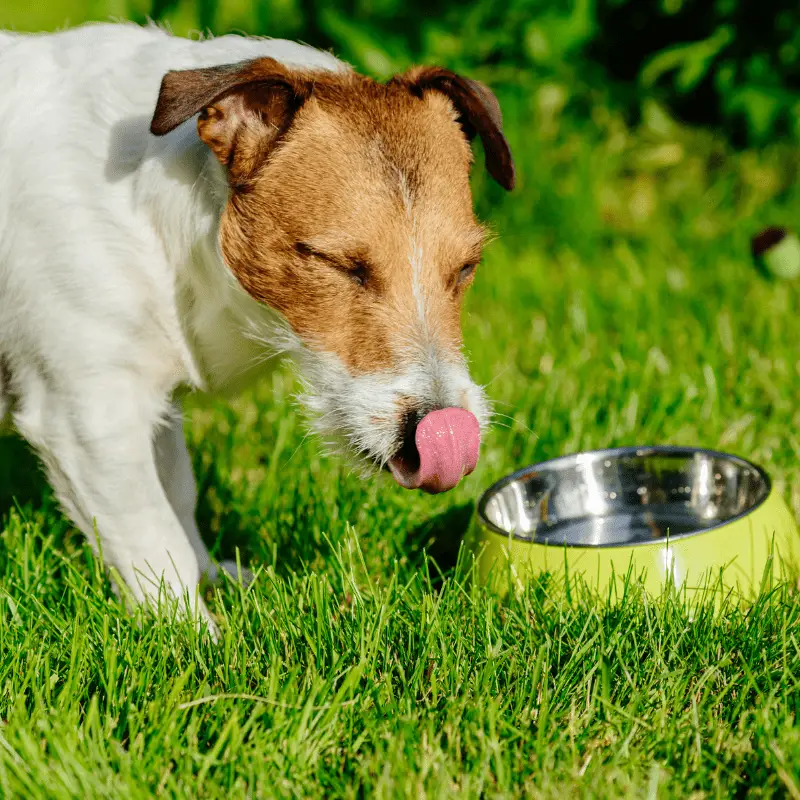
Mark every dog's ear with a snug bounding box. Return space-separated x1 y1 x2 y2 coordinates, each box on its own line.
391 67 515 191
150 58 313 184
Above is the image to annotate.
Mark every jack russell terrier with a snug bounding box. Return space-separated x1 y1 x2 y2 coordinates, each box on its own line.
0 22 514 627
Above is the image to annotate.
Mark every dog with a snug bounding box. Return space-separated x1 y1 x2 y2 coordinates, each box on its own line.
0 22 514 627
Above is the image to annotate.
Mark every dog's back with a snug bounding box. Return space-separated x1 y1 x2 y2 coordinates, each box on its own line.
0 31 21 50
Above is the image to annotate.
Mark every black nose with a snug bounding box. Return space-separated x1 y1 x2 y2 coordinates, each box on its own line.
394 406 430 472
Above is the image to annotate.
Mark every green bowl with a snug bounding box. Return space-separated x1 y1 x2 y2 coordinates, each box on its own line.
464 446 800 600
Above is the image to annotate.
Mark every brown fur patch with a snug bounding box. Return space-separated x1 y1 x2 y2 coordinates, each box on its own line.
151 60 512 375
390 66 515 191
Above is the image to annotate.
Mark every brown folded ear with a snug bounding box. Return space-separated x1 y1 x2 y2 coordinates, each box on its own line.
391 67 515 191
149 58 314 184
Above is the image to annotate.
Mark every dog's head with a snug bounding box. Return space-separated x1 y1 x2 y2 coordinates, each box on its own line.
151 57 514 493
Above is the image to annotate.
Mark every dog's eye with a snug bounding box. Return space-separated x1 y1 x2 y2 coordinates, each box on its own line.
295 242 370 288
456 262 478 287
349 261 369 288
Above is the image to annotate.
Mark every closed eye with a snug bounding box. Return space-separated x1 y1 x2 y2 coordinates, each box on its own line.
348 259 369 287
294 242 371 288
456 262 478 288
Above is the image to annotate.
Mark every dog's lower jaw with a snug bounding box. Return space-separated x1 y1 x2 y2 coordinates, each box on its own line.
286 342 489 488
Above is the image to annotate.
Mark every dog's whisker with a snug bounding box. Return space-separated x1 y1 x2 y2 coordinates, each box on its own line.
487 420 513 431
480 364 513 389
489 411 538 437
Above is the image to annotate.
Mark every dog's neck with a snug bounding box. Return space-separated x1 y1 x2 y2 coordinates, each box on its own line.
137 123 295 396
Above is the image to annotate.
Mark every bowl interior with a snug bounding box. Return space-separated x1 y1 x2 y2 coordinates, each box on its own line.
480 448 770 547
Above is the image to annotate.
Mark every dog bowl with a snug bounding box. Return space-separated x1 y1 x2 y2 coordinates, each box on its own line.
465 446 800 599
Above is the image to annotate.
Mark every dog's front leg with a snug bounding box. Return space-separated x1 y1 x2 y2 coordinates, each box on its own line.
13 371 214 629
153 402 252 587
153 401 211 577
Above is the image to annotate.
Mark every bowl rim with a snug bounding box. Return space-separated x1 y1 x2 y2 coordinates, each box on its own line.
476 445 773 548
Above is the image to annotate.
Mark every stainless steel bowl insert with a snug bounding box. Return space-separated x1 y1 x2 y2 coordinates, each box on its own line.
478 446 770 548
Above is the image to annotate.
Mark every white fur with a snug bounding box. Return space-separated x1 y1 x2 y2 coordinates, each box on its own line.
241 311 489 472
398 172 428 340
0 22 487 626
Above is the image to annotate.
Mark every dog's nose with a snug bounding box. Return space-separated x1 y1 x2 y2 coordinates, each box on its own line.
388 407 481 493
397 406 428 468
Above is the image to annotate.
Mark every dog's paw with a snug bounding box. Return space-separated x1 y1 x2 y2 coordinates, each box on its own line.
197 597 221 641
219 559 254 586
203 559 254 587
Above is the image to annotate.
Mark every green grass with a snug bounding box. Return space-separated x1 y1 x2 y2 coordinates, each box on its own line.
2 59 800 798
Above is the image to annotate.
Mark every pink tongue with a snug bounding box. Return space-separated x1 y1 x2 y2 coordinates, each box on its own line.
389 408 480 494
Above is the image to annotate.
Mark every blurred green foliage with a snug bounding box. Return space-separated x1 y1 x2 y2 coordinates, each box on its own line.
2 0 799 146
590 0 800 146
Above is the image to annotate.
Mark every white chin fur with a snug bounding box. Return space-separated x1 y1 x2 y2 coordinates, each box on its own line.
242 316 489 472
299 352 490 472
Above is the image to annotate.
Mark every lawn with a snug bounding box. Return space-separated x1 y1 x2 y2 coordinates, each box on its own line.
2 23 800 798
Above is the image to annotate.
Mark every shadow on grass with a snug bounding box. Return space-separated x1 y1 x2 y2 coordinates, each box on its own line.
0 434 50 522
0 432 269 576
404 502 475 588
194 458 257 567
4 429 453 588
193 457 337 578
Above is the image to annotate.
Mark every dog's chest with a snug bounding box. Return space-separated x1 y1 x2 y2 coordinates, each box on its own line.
178 265 288 397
